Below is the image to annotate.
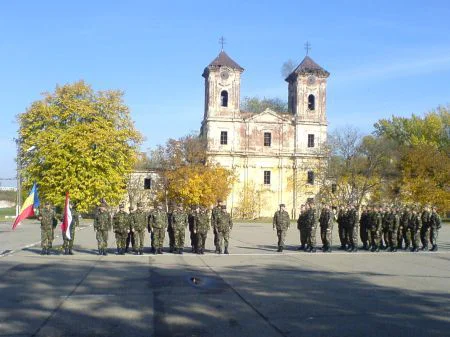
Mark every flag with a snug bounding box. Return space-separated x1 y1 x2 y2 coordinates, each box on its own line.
12 182 40 230
61 192 73 240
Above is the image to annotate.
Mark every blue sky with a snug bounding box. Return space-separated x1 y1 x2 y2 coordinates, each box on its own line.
1 0 449 185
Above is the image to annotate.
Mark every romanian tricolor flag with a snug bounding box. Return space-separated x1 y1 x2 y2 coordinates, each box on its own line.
12 182 40 230
61 192 72 240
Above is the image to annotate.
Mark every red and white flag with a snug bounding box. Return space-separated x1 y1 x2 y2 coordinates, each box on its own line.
61 192 73 240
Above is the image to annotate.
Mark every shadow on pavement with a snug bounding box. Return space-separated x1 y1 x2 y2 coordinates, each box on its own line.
0 256 449 337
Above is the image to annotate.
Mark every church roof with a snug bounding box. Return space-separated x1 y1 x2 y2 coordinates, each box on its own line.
202 50 244 77
285 55 329 82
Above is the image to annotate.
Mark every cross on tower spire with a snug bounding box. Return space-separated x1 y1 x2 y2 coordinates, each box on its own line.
219 36 226 51
304 41 311 56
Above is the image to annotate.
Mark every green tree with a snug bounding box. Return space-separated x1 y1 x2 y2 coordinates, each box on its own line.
241 96 288 114
18 80 143 212
374 106 450 150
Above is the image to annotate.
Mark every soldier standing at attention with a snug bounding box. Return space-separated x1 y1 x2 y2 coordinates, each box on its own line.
167 204 175 253
337 206 347 250
171 204 188 254
195 206 210 254
125 206 136 253
346 204 358 252
215 204 233 254
94 201 112 255
188 206 198 253
429 206 441 251
211 200 223 253
297 204 307 250
63 202 79 255
38 201 58 255
113 203 129 255
130 202 148 255
382 206 394 252
149 204 168 254
305 203 317 253
409 208 422 252
359 206 369 250
420 205 431 250
400 206 411 250
273 203 290 252
319 204 333 252
368 205 382 252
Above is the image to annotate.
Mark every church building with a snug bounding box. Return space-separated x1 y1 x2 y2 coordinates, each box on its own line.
200 49 330 218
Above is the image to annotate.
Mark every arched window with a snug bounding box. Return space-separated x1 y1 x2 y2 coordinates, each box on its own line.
308 94 315 110
220 90 228 107
307 171 315 185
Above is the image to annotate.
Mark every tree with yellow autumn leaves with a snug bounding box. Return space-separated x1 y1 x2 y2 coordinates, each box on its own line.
148 134 235 208
17 81 143 212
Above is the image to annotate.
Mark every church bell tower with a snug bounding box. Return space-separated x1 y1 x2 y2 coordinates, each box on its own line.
202 49 244 119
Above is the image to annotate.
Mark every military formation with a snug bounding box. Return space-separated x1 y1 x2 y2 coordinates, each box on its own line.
283 202 442 253
37 198 442 255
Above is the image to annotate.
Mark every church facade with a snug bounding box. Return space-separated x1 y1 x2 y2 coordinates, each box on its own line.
200 50 330 218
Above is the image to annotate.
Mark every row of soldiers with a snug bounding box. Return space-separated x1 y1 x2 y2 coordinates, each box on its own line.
273 203 442 253
92 200 233 256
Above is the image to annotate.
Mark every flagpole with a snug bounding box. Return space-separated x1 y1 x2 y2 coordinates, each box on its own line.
15 138 21 217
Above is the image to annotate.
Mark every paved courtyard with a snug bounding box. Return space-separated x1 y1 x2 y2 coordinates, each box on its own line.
1 219 449 337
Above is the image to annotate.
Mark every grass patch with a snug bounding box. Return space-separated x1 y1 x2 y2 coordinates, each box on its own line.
0 191 16 203
0 207 16 220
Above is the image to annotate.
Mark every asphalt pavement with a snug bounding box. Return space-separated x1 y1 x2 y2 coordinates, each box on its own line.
1 219 449 337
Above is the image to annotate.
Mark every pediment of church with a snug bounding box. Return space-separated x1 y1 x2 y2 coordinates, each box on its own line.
244 108 291 123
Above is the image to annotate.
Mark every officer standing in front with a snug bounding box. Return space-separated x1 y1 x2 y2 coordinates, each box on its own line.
273 203 290 252
113 203 129 255
130 202 148 255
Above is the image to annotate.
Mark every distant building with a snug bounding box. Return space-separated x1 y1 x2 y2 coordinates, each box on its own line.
126 170 159 209
0 187 17 191
200 50 329 218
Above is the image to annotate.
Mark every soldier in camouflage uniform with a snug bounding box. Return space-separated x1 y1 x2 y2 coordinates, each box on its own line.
170 205 188 254
273 204 290 252
319 204 334 252
188 206 198 253
429 206 441 251
346 204 358 252
368 205 382 252
149 204 168 254
62 202 79 255
408 208 422 252
337 206 347 250
359 206 370 250
399 206 411 249
420 205 431 250
38 202 58 255
384 206 397 252
211 200 223 253
214 204 233 254
305 203 317 253
296 204 307 250
113 203 129 255
195 206 210 254
130 202 148 255
167 204 175 253
94 201 112 255
125 206 136 253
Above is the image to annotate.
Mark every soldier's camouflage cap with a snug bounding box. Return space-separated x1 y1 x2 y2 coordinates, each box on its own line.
119 203 125 208
279 203 286 207
137 202 144 207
